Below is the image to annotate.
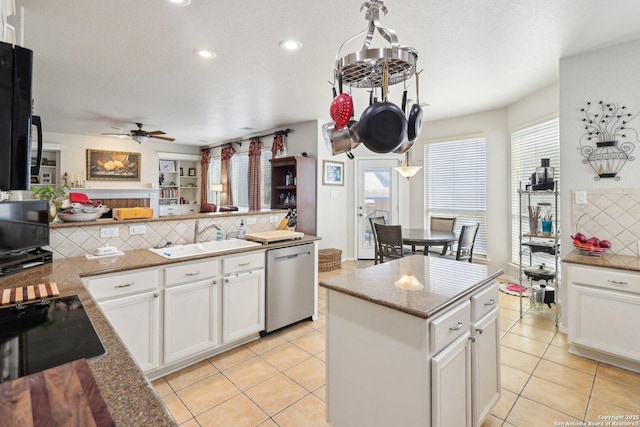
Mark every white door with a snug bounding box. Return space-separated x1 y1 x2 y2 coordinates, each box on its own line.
471 309 500 427
100 290 160 373
432 333 472 427
222 269 265 343
356 158 399 260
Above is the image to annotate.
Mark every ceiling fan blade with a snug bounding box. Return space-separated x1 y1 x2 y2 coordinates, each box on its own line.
146 130 166 135
150 135 175 142
101 132 130 137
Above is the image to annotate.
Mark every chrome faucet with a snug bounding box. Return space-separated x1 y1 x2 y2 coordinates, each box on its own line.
194 220 222 243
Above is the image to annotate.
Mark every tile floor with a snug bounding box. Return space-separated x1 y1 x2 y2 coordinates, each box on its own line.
153 261 640 427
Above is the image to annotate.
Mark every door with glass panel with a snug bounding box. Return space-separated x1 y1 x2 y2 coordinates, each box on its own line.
356 159 399 260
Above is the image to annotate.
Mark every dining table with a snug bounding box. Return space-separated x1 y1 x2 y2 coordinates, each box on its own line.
402 228 458 255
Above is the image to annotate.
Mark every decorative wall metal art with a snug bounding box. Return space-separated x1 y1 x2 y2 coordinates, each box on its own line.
579 101 636 180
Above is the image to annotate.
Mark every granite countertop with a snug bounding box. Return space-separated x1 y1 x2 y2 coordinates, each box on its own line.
320 254 503 319
562 249 640 272
0 235 319 426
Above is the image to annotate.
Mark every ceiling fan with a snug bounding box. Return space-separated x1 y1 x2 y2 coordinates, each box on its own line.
102 123 176 143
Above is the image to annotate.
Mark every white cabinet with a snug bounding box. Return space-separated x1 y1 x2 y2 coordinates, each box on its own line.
164 279 220 363
432 333 471 427
567 263 640 370
158 153 200 216
222 253 265 343
100 290 160 372
471 308 500 427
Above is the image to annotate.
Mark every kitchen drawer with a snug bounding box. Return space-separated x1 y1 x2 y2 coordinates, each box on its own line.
86 269 158 301
159 206 181 216
223 252 265 274
471 282 499 322
165 258 220 286
430 300 471 354
181 205 199 214
568 264 640 295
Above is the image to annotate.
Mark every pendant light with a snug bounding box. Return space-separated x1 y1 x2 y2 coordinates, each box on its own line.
395 149 422 179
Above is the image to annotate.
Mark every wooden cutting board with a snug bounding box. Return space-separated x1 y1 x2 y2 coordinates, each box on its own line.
0 359 114 427
1 283 59 306
245 230 304 243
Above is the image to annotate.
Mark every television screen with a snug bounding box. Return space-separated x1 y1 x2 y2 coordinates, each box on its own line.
0 200 50 257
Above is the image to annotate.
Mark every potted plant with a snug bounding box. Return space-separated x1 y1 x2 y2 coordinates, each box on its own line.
31 184 70 221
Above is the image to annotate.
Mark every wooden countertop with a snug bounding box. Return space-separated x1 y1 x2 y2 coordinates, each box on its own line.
0 235 319 426
562 250 640 272
319 255 503 319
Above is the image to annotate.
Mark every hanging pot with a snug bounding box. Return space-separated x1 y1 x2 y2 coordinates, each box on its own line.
330 73 353 128
323 119 359 156
359 64 407 153
393 87 415 154
407 70 423 142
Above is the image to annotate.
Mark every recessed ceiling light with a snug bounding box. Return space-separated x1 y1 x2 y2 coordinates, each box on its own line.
167 0 191 5
240 127 255 131
279 39 303 51
194 49 216 59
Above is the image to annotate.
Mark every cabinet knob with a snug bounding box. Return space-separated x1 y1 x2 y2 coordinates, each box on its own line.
154 292 159 298
475 328 484 334
469 336 476 343
212 280 217 285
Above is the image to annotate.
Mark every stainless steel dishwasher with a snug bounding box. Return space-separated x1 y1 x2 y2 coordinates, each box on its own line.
265 242 315 333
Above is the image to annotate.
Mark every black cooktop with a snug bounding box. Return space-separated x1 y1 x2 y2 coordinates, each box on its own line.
0 295 106 383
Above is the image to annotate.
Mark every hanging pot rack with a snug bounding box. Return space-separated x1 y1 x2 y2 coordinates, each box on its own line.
335 0 418 89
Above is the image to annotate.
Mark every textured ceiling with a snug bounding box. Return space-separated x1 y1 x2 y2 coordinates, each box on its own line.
14 0 640 146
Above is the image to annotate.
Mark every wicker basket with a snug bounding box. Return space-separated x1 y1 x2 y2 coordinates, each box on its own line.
318 248 342 272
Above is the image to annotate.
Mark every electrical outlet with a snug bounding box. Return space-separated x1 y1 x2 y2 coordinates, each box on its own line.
246 217 256 225
575 190 587 204
269 216 279 223
129 225 146 235
100 227 119 238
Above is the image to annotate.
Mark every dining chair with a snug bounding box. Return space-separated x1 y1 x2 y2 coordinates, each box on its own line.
368 216 387 264
440 223 480 262
426 216 457 255
374 223 410 263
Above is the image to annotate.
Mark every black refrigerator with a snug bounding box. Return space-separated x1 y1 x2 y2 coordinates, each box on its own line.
0 40 42 191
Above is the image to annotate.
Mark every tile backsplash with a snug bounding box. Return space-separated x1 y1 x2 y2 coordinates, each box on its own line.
571 188 640 256
47 212 287 259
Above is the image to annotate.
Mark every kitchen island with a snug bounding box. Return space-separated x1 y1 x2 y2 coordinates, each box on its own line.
320 255 503 427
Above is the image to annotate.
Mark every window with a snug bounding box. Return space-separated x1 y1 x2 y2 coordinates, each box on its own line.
209 148 272 211
510 118 560 265
424 137 487 256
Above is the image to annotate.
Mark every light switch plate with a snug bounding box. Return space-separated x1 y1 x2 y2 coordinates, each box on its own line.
269 216 279 223
246 217 256 225
575 191 587 204
100 227 119 238
129 225 146 235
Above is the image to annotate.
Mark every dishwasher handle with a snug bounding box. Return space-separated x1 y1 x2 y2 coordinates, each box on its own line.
274 251 310 262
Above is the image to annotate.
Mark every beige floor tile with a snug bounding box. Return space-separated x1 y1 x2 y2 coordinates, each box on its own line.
503 423 516 427
315 350 326 362
177 373 241 415
521 376 589 419
550 331 569 349
490 388 518 420
279 322 314 341
313 385 326 402
257 419 279 427
161 393 192 424
292 330 326 355
195 393 268 427
317 287 327 299
501 332 549 358
209 345 255 371
585 396 638 423
180 418 199 427
166 360 218 391
223 356 279 390
245 333 287 355
244 374 308 416
591 376 640 413
518 313 558 331
507 322 556 343
498 293 522 311
272 394 330 427
480 414 503 427
311 314 326 330
501 345 541 375
543 345 598 375
533 359 594 394
500 308 523 322
284 356 326 392
501 365 531 394
597 363 640 389
506 396 582 427
260 342 312 371
152 377 173 397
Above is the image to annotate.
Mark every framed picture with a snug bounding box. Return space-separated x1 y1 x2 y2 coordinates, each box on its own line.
30 176 39 184
188 167 196 177
46 159 56 166
159 160 175 172
87 149 141 181
322 160 344 186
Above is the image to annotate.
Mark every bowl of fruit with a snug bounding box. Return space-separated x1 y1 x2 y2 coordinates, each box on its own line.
571 232 611 257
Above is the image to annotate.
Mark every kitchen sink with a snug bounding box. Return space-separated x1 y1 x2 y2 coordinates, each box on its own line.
149 238 262 259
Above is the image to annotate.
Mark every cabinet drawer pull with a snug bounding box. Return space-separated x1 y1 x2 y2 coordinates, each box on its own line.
449 321 464 331
185 271 201 276
238 262 251 266
115 282 134 288
484 299 496 306
607 279 628 286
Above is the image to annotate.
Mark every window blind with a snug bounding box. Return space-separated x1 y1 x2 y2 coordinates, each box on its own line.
510 118 560 265
424 137 487 256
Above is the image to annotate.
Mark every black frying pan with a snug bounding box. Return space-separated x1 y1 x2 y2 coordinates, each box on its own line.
407 70 423 141
359 65 407 154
